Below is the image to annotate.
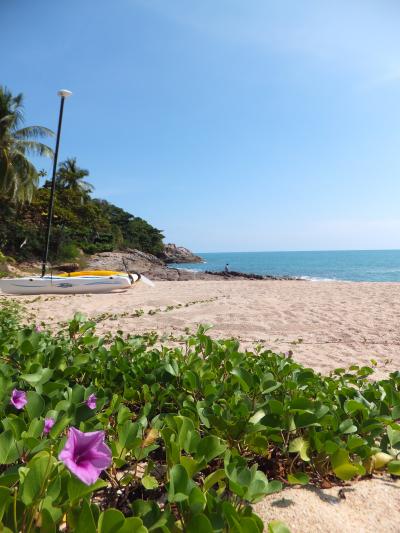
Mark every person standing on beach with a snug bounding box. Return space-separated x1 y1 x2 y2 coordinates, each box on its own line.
224 263 229 273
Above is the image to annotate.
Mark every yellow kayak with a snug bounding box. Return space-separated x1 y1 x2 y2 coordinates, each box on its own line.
58 270 127 277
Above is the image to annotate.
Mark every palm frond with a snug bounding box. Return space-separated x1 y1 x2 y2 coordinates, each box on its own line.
0 149 11 192
0 86 54 202
9 152 39 202
0 114 14 127
80 180 95 192
15 140 54 158
14 126 54 139
0 87 24 130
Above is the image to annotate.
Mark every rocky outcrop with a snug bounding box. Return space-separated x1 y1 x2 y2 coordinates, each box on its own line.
86 250 163 272
160 244 203 264
85 250 210 280
205 270 300 281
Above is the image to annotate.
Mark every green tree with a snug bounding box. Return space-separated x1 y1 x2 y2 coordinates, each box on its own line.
55 158 94 199
0 86 54 201
93 199 164 255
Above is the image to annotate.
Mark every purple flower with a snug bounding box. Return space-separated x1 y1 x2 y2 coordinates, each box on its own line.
86 393 97 410
35 325 43 333
10 389 27 410
59 427 111 485
43 417 55 434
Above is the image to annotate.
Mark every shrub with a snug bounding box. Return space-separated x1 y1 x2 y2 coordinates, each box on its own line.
56 242 81 262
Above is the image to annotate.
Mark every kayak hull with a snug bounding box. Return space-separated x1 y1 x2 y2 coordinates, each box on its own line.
0 274 138 295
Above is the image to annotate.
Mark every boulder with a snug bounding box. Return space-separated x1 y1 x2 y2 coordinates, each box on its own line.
54 263 80 273
85 250 215 280
86 250 164 273
160 243 203 264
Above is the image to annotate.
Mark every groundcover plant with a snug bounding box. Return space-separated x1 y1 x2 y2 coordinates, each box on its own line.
0 300 399 532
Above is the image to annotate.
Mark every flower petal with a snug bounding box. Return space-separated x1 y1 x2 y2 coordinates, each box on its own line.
86 394 97 410
73 429 105 455
84 445 112 470
63 458 102 485
59 427 78 462
43 418 55 434
10 389 27 410
59 427 111 486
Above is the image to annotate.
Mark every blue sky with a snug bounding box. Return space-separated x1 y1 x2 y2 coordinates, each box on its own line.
2 0 400 252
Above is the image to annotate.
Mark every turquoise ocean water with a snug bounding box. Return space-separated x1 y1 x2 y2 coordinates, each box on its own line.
169 250 400 282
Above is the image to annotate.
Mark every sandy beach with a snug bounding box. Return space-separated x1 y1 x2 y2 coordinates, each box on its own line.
14 279 400 377
6 279 400 532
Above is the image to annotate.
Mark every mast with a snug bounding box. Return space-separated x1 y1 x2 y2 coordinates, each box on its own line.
41 90 72 277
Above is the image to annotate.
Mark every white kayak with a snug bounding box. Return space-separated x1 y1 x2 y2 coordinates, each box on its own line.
0 273 140 295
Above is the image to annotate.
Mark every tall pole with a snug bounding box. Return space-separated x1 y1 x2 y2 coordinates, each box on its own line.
41 90 71 277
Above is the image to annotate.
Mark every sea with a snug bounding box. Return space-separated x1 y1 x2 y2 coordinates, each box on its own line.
169 250 400 282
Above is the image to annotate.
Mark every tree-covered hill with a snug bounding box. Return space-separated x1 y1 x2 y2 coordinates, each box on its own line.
0 86 164 263
0 186 164 262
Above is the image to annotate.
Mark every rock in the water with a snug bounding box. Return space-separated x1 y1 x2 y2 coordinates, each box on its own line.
160 244 203 264
205 270 300 280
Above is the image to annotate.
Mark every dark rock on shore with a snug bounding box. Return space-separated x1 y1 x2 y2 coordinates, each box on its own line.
159 243 203 264
204 270 300 281
54 263 80 273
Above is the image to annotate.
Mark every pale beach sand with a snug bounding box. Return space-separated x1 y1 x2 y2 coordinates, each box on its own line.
14 280 400 377
5 279 400 532
254 473 399 533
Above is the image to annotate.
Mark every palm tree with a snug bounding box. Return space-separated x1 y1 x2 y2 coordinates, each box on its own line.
55 158 94 197
0 86 54 202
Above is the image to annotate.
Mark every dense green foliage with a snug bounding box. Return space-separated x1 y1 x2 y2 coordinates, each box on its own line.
0 86 53 202
0 301 399 531
0 184 164 262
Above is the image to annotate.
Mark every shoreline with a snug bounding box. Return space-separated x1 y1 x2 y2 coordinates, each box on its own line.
5 248 400 282
168 266 400 283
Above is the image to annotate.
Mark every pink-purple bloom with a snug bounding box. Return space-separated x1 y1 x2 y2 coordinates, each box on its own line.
58 427 111 485
43 418 55 434
10 389 27 410
86 393 97 410
35 325 43 333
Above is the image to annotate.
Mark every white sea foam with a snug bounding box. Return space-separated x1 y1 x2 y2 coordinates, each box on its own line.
299 275 341 282
174 267 202 273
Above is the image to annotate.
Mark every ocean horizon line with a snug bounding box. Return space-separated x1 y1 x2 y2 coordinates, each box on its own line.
195 248 400 255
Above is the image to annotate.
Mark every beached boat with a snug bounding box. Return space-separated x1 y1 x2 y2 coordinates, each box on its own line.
0 271 141 295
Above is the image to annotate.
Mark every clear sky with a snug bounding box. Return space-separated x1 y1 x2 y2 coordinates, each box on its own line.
2 0 400 252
